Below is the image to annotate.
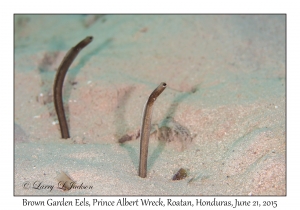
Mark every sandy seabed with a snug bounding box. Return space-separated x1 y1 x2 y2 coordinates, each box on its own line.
14 14 285 195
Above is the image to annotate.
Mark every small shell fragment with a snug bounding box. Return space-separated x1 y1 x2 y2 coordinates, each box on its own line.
118 134 132 143
56 171 75 191
172 168 187 181
118 129 140 143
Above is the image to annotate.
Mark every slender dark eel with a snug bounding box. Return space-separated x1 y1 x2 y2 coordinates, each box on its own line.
53 36 93 139
139 82 167 178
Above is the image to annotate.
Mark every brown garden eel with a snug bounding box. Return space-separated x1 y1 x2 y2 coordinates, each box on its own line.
53 36 93 139
139 82 167 178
